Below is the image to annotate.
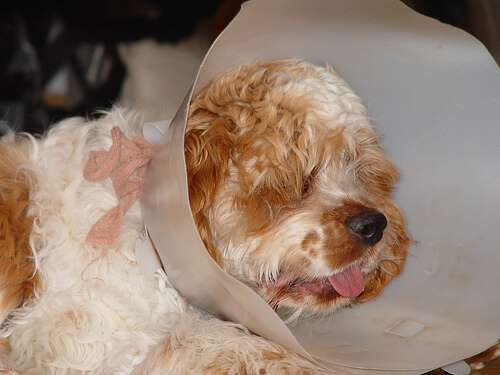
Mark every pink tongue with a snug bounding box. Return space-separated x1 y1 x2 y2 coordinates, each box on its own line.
328 264 364 298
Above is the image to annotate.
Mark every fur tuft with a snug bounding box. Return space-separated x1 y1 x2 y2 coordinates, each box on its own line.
0 138 38 325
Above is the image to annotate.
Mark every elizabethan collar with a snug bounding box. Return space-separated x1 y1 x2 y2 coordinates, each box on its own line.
142 1 500 373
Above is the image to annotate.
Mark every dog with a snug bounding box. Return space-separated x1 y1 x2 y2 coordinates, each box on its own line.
0 59 411 373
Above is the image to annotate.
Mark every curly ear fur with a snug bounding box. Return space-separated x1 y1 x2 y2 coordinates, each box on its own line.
0 139 37 324
185 111 235 264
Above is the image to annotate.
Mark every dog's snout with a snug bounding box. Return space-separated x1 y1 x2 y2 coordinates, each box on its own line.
346 210 387 245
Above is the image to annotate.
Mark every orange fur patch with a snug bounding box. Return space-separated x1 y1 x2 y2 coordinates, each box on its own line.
0 142 38 322
301 231 319 251
321 202 367 269
356 200 409 303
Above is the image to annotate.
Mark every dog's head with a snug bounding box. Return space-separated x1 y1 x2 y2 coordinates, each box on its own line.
185 59 409 318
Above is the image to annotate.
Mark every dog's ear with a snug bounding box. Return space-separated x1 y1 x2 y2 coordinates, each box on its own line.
354 129 400 198
185 110 234 264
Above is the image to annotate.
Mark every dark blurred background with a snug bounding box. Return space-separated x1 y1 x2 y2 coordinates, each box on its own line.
0 0 498 135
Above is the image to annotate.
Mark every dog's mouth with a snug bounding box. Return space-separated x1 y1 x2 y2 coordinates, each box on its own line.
265 263 365 299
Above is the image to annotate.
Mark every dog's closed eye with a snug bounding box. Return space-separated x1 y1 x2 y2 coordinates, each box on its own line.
302 176 313 195
302 167 319 197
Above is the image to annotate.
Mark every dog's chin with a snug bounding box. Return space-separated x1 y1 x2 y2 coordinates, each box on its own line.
260 261 376 318
261 281 351 321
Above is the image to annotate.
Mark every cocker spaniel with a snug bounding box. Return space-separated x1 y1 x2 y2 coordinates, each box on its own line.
0 59 413 374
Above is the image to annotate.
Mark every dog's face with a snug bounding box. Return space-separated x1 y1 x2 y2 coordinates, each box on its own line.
185 60 409 319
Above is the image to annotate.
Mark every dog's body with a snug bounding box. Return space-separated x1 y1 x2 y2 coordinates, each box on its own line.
0 59 415 373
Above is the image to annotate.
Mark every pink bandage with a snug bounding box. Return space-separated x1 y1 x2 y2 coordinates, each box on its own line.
84 127 156 247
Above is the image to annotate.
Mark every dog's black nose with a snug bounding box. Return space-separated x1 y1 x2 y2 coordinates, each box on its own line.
346 210 387 245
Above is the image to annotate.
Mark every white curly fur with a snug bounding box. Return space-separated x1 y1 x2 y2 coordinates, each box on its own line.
0 110 326 374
